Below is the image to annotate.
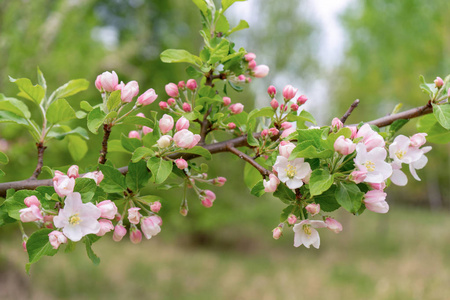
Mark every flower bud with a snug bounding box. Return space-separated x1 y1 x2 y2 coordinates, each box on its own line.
212 177 227 187
24 195 41 207
247 60 257 69
369 182 386 190
334 136 356 155
267 85 277 98
263 174 280 193
19 205 43 222
297 95 308 105
44 215 54 229
128 130 141 140
136 113 145 118
201 198 213 208
434 76 444 88
165 82 179 97
99 71 119 92
96 219 114 236
272 226 283 240
325 217 343 233
287 214 297 225
48 231 67 249
229 103 244 114
278 141 295 158
157 135 172 148
113 224 127 242
67 165 79 179
182 102 192 112
82 171 104 185
96 200 118 220
159 101 168 110
290 103 299 111
137 88 158 106
159 114 174 134
186 79 198 91
176 117 190 131
244 52 256 61
280 127 296 138
281 122 292 130
270 98 279 110
410 133 427 148
350 170 367 184
150 201 162 213
282 85 298 100
130 227 142 244
223 97 231 106
115 81 125 91
121 81 139 103
363 190 389 213
237 75 246 82
175 158 188 169
253 65 269 78
167 98 176 106
305 203 320 216
143 126 153 135
128 207 141 224
95 75 103 91
261 129 269 137
180 200 189 216
269 128 279 136
331 117 344 131
53 175 75 197
141 216 162 239
177 81 185 89
173 129 201 149
347 126 357 139
227 122 236 129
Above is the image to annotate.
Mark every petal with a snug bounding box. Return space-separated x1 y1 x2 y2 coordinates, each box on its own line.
286 178 303 189
80 219 101 236
375 161 393 180
390 169 408 186
409 164 421 181
295 162 311 179
80 202 101 220
412 155 428 170
64 192 83 213
310 220 327 229
63 225 83 242
368 147 387 161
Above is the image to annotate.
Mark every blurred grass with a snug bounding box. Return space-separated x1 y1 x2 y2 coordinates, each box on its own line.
1 205 450 300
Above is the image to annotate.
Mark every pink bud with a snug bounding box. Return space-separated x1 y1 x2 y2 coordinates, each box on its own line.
167 98 176 106
247 60 257 69
136 113 145 118
201 198 213 208
331 117 344 131
213 177 227 187
121 81 139 103
180 206 189 217
143 126 153 135
369 182 386 190
246 76 252 83
270 99 279 110
347 126 357 139
290 103 299 111
22 240 27 252
244 52 256 61
67 166 78 179
223 97 231 106
334 136 356 155
96 200 118 220
278 142 295 158
287 214 297 225
182 102 192 112
115 81 125 91
227 122 236 129
44 215 54 229
229 103 244 114
263 174 280 192
297 95 308 105
364 190 389 213
261 129 269 137
137 88 158 106
165 83 179 97
253 65 269 78
82 171 104 185
53 175 75 197
305 203 320 216
96 219 114 236
204 190 216 202
173 130 201 149
159 101 168 110
128 130 141 140
280 127 296 139
186 79 198 91
267 85 277 97
128 207 141 224
159 114 174 134
95 75 102 91
48 231 67 249
141 216 162 239
282 85 298 100
269 128 279 136
272 227 282 240
281 122 292 129
19 205 43 222
175 158 188 169
99 71 119 92
113 224 127 242
237 75 246 82
350 170 367 184
410 133 427 148
130 227 142 244
24 195 40 208
178 81 185 89
325 217 343 233
434 76 444 88
176 117 190 131
150 201 162 213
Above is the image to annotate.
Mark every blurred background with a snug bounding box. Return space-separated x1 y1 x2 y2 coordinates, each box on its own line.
0 0 449 299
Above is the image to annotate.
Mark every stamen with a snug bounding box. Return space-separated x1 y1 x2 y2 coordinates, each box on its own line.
396 150 406 160
303 224 312 236
284 163 297 179
364 161 375 172
69 213 81 225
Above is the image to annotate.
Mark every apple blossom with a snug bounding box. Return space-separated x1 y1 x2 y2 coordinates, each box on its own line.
282 85 298 100
176 117 190 131
290 103 299 111
263 174 280 192
130 227 142 244
272 226 283 240
95 75 102 91
434 76 444 88
128 207 141 224
177 81 185 89
409 146 431 181
363 190 389 213
159 101 168 110
96 200 118 220
137 88 158 106
175 158 188 169
281 122 292 129
324 218 343 233
24 195 40 207
223 97 231 106
410 133 427 148
227 122 236 129
159 114 174 134
19 205 43 222
273 156 311 189
267 85 276 97
334 136 356 156
121 81 139 103
53 193 101 241
297 95 308 105
287 214 297 225
83 171 104 185
48 231 68 250
347 126 358 139
278 141 295 158
165 83 179 97
355 124 385 151
143 126 153 135
212 177 227 187
67 165 79 179
248 60 257 69
305 203 320 216
182 102 192 112
150 201 162 213
173 129 201 149
113 224 127 242
53 175 75 198
293 220 326 249
115 81 125 91
128 130 140 140
253 65 269 78
96 219 114 236
157 135 172 148
270 98 279 109
141 216 162 239
99 71 119 92
229 103 244 114
186 79 197 90
350 170 367 184
244 52 256 61
281 127 296 139
331 117 344 131
354 144 392 183
389 135 423 164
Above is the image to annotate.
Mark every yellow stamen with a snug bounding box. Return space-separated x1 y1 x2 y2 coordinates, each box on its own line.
396 150 406 160
364 161 375 172
69 213 81 225
285 163 297 179
303 224 312 236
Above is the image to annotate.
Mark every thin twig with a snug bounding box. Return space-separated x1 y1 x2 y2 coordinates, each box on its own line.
226 144 271 177
98 124 112 164
367 101 433 127
30 142 47 179
340 99 360 124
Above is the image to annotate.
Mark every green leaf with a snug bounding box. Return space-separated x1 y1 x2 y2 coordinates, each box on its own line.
37 67 47 92
49 79 89 102
309 169 334 196
216 14 230 33
287 110 317 125
73 178 97 203
228 80 243 92
46 98 77 124
80 100 94 112
9 76 45 104
0 110 29 125
389 119 409 134
243 158 266 189
324 127 352 150
0 202 16 226
47 126 89 140
228 19 249 35
26 228 58 273
417 114 450 144
208 39 230 65
247 131 259 147
84 235 100 265
312 185 340 212
87 107 107 134
160 49 202 66
99 165 127 193
0 95 31 118
107 90 122 112
432 103 450 130
121 134 142 153
126 161 150 192
68 135 88 161
335 182 364 214
192 0 208 13
186 66 204 79
0 151 8 164
108 140 129 153
280 205 299 222
139 195 162 204
273 183 296 204
178 146 212 160
120 116 154 128
147 157 173 184
131 147 154 163
222 0 246 12
290 142 334 159
247 107 274 122
250 180 265 197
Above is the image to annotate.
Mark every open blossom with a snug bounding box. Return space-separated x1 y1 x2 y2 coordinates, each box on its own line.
19 205 43 222
48 231 68 249
389 135 423 164
141 216 162 239
363 190 389 213
96 200 118 220
324 217 343 233
354 144 392 183
273 156 311 189
409 146 431 181
159 114 174 134
334 136 356 155
356 124 385 151
53 175 75 198
263 174 280 192
53 193 101 242
83 171 104 185
293 220 327 249
173 129 201 149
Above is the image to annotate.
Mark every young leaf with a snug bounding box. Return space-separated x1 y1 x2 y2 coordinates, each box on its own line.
312 186 340 212
9 76 45 104
432 103 450 130
0 96 31 118
107 90 122 112
84 235 100 265
131 147 154 163
26 228 58 273
309 169 334 196
87 107 107 134
228 19 249 35
221 0 246 12
99 165 127 193
49 79 89 102
335 182 364 214
120 116 154 128
73 178 97 203
46 98 77 124
126 161 151 192
0 151 8 164
178 146 212 160
121 134 142 153
417 114 450 144
160 49 202 66
147 157 173 184
192 0 208 13
68 135 88 161
273 183 296 204
250 180 265 197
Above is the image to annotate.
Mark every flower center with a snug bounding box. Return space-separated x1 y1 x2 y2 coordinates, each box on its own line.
69 213 81 225
364 161 375 172
396 150 406 160
303 224 312 236
285 163 297 179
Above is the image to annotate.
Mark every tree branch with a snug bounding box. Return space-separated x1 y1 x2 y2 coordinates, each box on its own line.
367 101 433 127
340 99 360 124
30 142 47 179
98 124 112 164
226 144 270 177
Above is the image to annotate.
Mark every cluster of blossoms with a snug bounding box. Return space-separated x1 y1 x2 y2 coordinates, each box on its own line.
159 79 198 112
267 84 308 115
156 115 200 155
242 52 269 80
53 166 103 197
128 112 154 140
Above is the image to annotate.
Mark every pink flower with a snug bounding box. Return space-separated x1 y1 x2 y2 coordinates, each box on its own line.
248 60 257 69
270 99 279 110
24 195 40 207
410 133 427 148
143 126 153 135
150 201 162 213
82 171 104 185
167 98 176 106
96 200 118 220
293 220 326 249
263 174 280 192
128 130 140 140
278 141 295 158
281 127 296 139
347 126 358 139
272 227 283 240
182 102 192 112
354 144 392 183
355 124 385 151
287 214 297 225
173 129 201 149
290 103 299 111
267 86 277 98
297 95 308 105
229 103 244 114
157 135 172 148
244 52 256 61
113 224 127 242
130 227 142 244
369 181 386 190
19 205 43 222
67 165 79 179
99 71 119 92
334 136 356 155
281 122 292 130
325 217 343 233
159 101 168 110
253 65 269 78
128 207 141 224
227 122 236 129
305 203 320 216
178 81 185 89
48 231 68 249
364 190 389 213
165 83 179 97
176 117 190 131
53 192 101 241
282 85 298 100
53 175 75 198
121 81 139 103
96 219 114 236
95 75 102 91
434 76 444 88
141 216 162 239
331 117 343 131
186 79 197 91
273 156 311 189
223 97 231 106
159 114 174 134
175 158 188 169
350 170 367 184
137 88 158 106
212 177 227 187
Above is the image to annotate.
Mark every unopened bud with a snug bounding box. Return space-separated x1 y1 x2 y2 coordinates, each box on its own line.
272 226 283 240
223 97 231 106
167 98 176 106
287 214 297 225
159 101 168 110
270 99 279 110
331 117 343 131
434 76 444 88
182 103 192 112
186 79 198 91
227 122 236 129
177 81 185 90
305 203 320 216
297 95 308 105
267 85 277 98
290 103 299 111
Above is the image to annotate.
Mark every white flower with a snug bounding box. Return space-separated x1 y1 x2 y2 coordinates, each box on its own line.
53 193 101 242
273 156 311 189
293 220 327 249
409 146 431 181
355 124 385 151
389 135 423 164
354 144 392 183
